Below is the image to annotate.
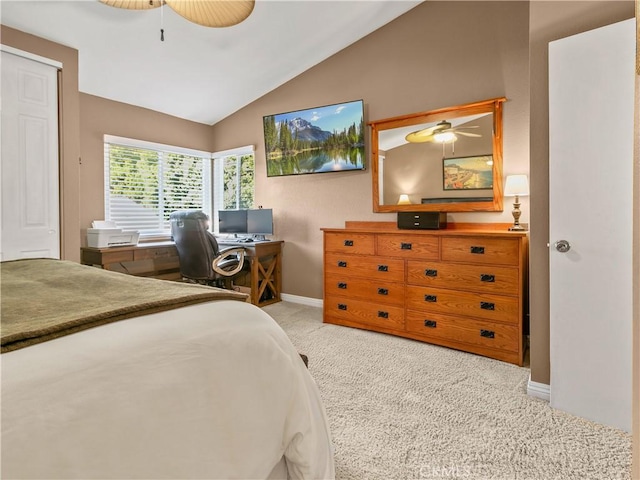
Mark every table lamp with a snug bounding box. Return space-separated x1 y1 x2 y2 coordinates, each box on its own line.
397 194 411 205
504 174 529 231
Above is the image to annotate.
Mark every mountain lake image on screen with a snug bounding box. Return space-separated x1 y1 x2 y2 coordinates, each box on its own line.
263 99 365 177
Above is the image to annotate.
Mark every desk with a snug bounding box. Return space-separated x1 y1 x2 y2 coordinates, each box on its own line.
81 240 284 307
217 240 283 307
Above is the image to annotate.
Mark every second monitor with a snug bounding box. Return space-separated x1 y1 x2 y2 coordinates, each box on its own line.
218 208 273 241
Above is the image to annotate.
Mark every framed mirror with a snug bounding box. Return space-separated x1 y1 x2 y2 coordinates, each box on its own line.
370 97 505 213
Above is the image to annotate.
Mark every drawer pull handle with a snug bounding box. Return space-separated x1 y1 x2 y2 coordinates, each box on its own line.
480 302 495 310
378 311 389 319
471 246 485 254
425 269 438 277
337 261 347 268
424 320 437 328
401 242 412 250
338 303 347 311
343 240 354 247
424 295 437 303
480 329 495 339
480 274 495 283
337 282 347 289
377 288 389 295
378 265 389 272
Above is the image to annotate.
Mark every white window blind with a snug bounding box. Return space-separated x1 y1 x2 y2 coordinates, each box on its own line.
104 135 212 237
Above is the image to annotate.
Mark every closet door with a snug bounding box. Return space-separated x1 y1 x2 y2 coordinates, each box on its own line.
548 19 634 432
1 50 60 260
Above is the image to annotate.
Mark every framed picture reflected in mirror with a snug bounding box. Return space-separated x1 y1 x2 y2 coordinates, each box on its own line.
443 155 494 190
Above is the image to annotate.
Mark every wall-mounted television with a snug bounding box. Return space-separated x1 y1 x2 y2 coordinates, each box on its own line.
263 99 365 177
218 208 273 240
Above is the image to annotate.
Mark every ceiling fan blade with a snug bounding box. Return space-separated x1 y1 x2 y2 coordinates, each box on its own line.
456 131 482 138
166 0 255 27
99 0 162 9
405 128 439 143
455 125 480 130
405 133 435 143
405 120 450 142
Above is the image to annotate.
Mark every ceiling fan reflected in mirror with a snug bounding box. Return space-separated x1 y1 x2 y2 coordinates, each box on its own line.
405 120 482 144
99 0 255 40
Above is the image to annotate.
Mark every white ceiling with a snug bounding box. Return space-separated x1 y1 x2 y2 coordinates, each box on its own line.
0 0 422 125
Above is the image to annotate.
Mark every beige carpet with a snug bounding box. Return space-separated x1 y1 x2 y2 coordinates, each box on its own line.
263 301 631 480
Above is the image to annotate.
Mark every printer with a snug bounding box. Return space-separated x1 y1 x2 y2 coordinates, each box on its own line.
86 220 140 248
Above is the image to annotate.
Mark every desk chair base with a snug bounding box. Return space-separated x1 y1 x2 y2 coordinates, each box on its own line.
181 277 233 290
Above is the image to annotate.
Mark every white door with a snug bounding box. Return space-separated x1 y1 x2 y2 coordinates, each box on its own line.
1 50 60 260
548 19 634 432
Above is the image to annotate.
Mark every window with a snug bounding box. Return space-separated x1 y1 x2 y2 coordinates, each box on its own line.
212 145 255 233
104 135 211 238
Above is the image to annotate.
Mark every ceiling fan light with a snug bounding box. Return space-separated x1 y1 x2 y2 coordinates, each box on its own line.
434 131 456 143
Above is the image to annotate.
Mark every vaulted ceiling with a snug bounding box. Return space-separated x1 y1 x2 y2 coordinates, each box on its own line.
1 1 422 125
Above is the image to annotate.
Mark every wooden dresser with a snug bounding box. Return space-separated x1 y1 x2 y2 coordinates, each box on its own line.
322 222 528 365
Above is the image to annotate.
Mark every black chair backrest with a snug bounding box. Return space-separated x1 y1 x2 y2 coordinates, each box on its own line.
170 210 220 281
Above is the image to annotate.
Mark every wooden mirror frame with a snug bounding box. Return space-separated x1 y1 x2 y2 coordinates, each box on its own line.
370 97 506 213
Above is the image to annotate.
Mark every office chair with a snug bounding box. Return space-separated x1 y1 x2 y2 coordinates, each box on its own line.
169 210 246 289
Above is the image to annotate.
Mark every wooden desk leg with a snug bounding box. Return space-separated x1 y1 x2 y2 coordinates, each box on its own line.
250 257 260 306
275 251 282 301
243 244 283 307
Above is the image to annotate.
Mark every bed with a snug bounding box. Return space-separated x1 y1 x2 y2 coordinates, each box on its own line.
1 258 335 479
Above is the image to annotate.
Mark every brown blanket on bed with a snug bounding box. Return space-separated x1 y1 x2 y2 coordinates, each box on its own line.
1 258 248 353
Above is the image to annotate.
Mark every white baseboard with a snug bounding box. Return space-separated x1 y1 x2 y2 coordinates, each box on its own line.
280 293 323 308
527 374 550 401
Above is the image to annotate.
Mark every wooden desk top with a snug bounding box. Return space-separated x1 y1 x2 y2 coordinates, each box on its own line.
82 239 283 253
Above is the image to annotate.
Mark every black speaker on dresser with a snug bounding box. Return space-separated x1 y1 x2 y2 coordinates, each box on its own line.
397 212 447 230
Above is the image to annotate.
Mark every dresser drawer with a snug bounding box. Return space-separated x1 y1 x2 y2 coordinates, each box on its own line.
325 294 404 330
324 232 375 255
406 286 519 323
406 261 519 295
325 274 404 306
376 234 439 260
441 236 520 266
324 253 404 282
406 311 520 353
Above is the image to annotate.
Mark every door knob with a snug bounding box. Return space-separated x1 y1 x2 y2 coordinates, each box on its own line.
554 239 571 253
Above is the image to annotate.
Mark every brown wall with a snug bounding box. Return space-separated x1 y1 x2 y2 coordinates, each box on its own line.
210 1 530 302
0 25 81 262
78 94 215 231
528 1 634 386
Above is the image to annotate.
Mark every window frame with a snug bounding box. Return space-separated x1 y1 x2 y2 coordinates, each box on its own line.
212 145 255 234
103 135 212 240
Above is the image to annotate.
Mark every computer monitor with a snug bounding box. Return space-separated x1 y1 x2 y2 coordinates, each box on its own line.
218 210 247 234
218 208 274 240
247 208 273 236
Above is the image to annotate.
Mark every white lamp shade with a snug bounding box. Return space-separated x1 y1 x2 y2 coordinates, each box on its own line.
397 194 411 205
504 174 529 197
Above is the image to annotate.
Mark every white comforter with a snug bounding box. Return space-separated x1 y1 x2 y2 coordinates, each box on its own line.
1 300 335 479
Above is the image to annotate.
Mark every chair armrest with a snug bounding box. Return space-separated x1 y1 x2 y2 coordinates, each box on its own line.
219 246 245 257
212 247 246 276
